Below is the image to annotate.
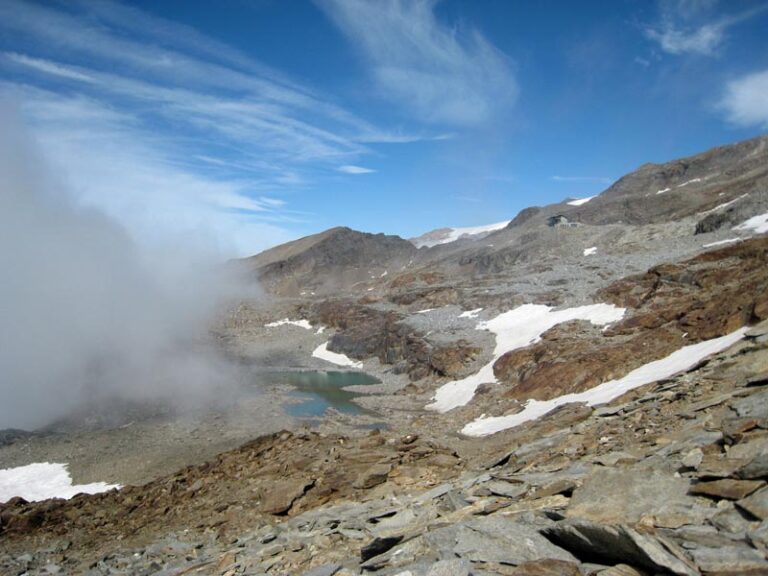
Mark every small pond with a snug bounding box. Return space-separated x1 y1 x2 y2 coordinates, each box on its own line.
259 370 381 418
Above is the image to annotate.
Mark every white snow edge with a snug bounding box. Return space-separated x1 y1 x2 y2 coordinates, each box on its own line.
567 196 596 207
426 303 626 413
265 318 313 330
735 211 768 234
312 342 363 369
0 462 120 503
461 328 747 437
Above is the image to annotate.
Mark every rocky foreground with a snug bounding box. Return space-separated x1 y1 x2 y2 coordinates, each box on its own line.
2 244 768 574
2 319 768 575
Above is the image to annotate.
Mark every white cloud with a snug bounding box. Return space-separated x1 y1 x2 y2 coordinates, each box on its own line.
337 164 376 174
551 175 612 184
644 2 768 56
719 69 768 128
317 0 517 126
645 22 724 55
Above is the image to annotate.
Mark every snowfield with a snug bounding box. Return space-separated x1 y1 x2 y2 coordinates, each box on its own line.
566 196 595 206
413 221 510 248
736 211 768 234
426 303 626 413
459 308 483 319
0 462 119 503
703 238 740 248
265 318 313 330
462 328 747 436
312 341 363 369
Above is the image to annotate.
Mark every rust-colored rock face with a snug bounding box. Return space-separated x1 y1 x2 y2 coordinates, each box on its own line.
305 300 480 380
493 237 768 402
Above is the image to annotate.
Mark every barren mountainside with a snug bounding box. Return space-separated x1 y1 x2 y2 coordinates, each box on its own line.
2 135 768 576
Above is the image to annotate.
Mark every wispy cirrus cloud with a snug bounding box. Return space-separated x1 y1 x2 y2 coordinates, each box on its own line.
337 164 376 174
0 0 430 253
719 69 768 129
644 1 768 56
316 0 517 127
551 175 612 184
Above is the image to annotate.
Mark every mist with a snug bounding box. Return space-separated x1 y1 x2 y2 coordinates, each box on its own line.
0 103 257 430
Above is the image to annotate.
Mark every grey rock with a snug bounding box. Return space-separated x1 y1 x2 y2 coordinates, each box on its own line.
688 544 768 574
748 519 768 552
425 559 471 576
737 486 768 520
681 448 704 470
731 390 768 420
738 452 768 480
452 516 576 565
543 519 698 576
567 465 692 524
301 563 341 576
710 501 760 535
482 480 529 500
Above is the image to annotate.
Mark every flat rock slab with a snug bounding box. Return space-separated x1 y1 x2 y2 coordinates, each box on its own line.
425 559 471 576
689 479 766 500
543 519 698 576
739 452 768 480
567 466 692 524
260 477 314 515
453 516 577 565
688 544 768 574
738 486 768 520
508 558 581 575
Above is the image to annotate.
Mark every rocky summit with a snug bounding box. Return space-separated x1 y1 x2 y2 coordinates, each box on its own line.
2 136 768 575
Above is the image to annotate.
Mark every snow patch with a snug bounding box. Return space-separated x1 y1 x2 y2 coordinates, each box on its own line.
312 342 363 369
413 221 510 248
735 211 768 234
315 326 326 335
416 308 435 314
703 238 741 248
462 328 747 436
380 270 388 277
583 246 597 256
677 178 703 188
656 187 671 195
0 462 120 503
459 308 483 319
698 193 749 216
567 196 596 206
426 303 626 413
265 318 312 330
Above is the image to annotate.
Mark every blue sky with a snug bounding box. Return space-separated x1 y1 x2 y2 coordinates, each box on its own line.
1 0 767 255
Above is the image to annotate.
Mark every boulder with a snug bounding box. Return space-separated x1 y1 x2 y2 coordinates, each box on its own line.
543 519 698 576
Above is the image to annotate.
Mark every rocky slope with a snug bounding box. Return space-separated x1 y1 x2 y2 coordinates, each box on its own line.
3 136 768 575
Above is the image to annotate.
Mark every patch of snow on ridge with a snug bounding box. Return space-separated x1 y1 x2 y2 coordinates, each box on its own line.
0 462 120 503
567 196 595 206
412 221 510 248
703 238 741 248
735 212 768 234
583 247 597 256
265 318 312 330
677 178 703 188
459 308 483 319
312 342 363 369
426 303 625 413
462 328 747 437
656 187 671 195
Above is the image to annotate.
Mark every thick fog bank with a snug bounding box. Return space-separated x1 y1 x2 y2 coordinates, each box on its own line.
0 105 257 430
